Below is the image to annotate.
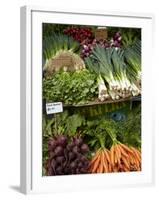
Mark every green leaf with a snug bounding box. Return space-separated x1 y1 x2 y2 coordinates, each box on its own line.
65 114 84 136
43 70 98 105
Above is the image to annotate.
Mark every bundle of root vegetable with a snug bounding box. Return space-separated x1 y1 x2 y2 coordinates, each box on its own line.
89 143 141 173
46 135 90 175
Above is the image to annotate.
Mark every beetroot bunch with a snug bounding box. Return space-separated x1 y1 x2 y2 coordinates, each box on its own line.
46 135 90 176
63 27 94 43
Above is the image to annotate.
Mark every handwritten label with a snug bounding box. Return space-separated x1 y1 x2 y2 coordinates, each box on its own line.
46 102 63 114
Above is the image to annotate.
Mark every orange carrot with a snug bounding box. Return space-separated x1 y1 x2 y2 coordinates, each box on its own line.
90 151 100 165
114 145 119 164
104 149 111 163
99 159 104 173
110 146 115 167
102 151 108 173
119 143 133 154
121 156 130 170
91 152 101 173
131 147 141 162
118 144 129 158
116 145 121 159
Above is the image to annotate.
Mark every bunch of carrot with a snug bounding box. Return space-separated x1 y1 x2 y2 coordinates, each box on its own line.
110 143 141 172
89 148 112 173
89 143 141 173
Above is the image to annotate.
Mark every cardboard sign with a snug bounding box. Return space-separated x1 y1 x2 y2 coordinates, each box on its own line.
46 54 74 74
95 28 108 40
52 55 73 67
46 102 63 114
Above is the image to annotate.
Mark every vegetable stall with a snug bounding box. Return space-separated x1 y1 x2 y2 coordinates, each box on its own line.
42 24 141 176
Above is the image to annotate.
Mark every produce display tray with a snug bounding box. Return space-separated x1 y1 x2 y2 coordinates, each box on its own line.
63 95 141 108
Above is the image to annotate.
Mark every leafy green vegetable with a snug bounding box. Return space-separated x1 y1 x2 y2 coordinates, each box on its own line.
43 69 98 105
82 104 141 150
83 118 118 150
65 114 85 136
115 104 141 148
43 111 85 137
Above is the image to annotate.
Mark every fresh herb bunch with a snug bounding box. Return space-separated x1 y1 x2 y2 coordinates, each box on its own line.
83 118 118 151
115 104 141 148
43 69 98 105
83 104 141 151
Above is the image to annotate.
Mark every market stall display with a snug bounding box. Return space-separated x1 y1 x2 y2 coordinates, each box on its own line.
42 24 141 176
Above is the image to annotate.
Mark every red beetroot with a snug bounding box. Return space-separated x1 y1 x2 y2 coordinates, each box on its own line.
54 146 63 156
46 135 90 176
48 139 57 151
80 144 89 153
73 137 83 147
56 135 67 147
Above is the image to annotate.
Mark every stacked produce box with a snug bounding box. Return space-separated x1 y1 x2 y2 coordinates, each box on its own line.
42 24 141 176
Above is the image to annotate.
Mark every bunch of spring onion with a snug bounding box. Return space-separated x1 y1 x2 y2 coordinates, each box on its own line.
85 56 110 101
124 40 141 87
43 33 80 67
111 48 140 99
85 42 141 101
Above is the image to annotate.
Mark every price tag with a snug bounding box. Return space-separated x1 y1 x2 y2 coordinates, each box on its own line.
46 102 63 114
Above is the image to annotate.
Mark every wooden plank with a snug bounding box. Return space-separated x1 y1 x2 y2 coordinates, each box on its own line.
63 95 141 108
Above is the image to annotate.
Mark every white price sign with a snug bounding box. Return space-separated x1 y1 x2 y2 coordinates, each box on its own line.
46 102 63 114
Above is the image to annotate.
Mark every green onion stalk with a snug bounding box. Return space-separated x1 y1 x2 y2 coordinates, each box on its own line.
85 57 110 101
86 43 141 101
